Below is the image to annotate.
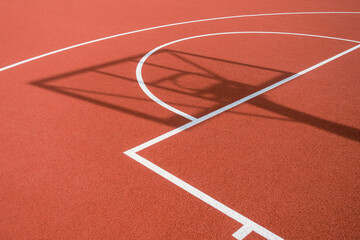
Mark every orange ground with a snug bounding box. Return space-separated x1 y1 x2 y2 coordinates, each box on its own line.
1 1 360 239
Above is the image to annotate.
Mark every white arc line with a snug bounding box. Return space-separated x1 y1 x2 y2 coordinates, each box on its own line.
126 44 360 239
136 31 360 119
1 12 359 73
136 58 197 120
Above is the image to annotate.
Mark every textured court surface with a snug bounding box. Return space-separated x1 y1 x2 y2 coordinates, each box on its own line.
1 1 360 239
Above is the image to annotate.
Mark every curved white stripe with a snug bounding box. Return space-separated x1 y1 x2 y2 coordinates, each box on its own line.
1 11 359 72
136 31 360 119
136 51 198 121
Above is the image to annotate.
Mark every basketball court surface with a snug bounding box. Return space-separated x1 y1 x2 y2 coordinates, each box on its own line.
1 1 360 239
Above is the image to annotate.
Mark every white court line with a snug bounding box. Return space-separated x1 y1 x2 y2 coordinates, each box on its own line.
1 12 359 73
124 151 283 240
136 31 360 120
126 44 360 239
233 225 253 239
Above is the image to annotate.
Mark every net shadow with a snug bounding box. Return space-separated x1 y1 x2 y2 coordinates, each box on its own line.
29 49 360 142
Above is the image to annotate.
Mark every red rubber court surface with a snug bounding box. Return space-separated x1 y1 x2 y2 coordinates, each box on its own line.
1 1 360 239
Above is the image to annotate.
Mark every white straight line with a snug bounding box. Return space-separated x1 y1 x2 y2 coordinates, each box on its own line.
232 225 253 240
1 12 359 72
130 120 198 153
130 44 360 153
124 151 283 240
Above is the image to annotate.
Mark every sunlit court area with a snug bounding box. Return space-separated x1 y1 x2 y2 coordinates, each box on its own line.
1 1 360 239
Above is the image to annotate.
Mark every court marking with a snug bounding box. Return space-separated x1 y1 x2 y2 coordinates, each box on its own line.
136 31 360 120
1 11 359 240
127 42 360 239
1 11 360 72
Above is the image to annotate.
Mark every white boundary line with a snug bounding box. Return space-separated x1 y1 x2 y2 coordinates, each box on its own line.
1 12 359 72
136 31 360 120
127 43 360 239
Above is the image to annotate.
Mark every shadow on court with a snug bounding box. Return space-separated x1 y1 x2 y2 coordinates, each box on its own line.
29 49 360 142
